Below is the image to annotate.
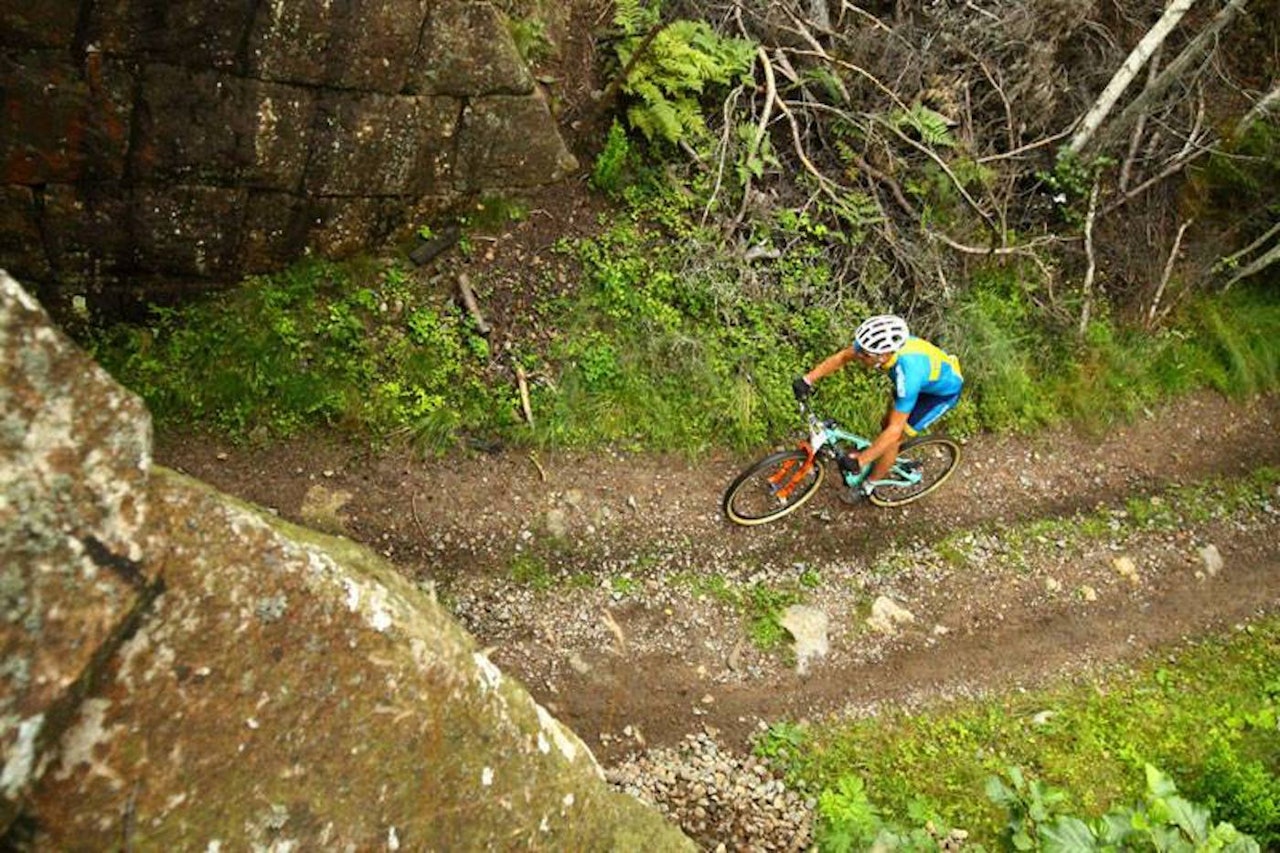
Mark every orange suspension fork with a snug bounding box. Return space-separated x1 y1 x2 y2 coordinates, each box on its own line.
767 444 817 501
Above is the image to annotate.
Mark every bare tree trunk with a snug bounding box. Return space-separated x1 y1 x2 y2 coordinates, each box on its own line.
1119 45 1163 191
1238 78 1280 133
1095 0 1248 154
1067 0 1198 157
1222 239 1280 291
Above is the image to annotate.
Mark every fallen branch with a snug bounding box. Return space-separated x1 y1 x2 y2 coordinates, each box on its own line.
1223 235 1280 292
457 273 490 337
528 450 546 482
925 231 1069 255
1102 144 1212 216
408 224 461 267
871 112 1001 240
1066 0 1198 157
514 364 534 426
1239 78 1280 134
975 127 1074 164
410 493 427 539
1078 179 1102 338
1148 217 1193 327
1217 220 1280 271
1097 0 1247 154
1119 44 1163 192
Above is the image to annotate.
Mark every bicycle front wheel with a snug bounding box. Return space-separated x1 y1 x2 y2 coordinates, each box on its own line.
723 449 825 526
868 436 961 508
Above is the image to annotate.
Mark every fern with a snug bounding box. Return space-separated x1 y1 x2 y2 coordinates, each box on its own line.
893 103 956 148
612 0 657 36
616 20 755 145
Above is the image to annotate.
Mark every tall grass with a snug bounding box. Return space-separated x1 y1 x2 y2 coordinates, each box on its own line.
940 271 1280 436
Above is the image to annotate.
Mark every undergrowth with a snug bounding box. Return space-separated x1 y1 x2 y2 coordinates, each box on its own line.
85 164 1280 455
757 617 1280 847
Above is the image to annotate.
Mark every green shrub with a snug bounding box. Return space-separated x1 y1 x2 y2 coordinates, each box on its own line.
592 120 637 195
1189 738 1280 847
989 764 1261 851
89 259 504 451
787 616 1280 844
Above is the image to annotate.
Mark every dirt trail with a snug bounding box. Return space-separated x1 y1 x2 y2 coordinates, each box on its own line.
157 391 1280 763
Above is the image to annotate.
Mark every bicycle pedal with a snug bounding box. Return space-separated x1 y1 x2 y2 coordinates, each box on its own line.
836 453 860 474
838 486 872 506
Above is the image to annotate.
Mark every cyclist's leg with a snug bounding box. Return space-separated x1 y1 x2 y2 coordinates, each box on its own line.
906 390 962 435
867 393 957 484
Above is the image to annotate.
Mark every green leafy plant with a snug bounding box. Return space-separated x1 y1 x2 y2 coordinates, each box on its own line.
745 582 802 651
1187 734 1280 846
814 776 958 852
592 120 637 194
508 16 554 63
988 764 1261 852
87 258 509 451
892 103 956 148
753 720 807 763
510 553 554 590
816 775 883 852
613 18 755 147
985 766 1070 850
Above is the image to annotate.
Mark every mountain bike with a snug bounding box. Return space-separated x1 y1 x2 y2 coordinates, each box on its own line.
722 400 962 526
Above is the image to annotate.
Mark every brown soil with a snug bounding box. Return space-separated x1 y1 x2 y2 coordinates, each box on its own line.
153 58 1280 766
157 390 1280 765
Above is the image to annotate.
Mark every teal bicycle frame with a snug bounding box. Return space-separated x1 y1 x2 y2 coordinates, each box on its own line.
799 402 924 491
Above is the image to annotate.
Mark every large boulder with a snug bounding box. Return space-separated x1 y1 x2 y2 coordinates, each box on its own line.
0 271 692 849
0 269 155 833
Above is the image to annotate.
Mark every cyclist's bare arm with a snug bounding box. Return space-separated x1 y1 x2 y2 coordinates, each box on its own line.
803 347 856 384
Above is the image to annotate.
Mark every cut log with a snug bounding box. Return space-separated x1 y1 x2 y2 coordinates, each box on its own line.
408 225 460 266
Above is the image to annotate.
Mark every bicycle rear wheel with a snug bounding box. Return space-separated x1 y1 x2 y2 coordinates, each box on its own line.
867 436 961 508
723 449 825 526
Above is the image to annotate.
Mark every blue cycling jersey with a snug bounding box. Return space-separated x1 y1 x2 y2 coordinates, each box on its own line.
879 337 964 414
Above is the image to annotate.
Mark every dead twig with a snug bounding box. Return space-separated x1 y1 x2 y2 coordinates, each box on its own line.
410 493 427 539
600 609 627 654
514 364 534 426
975 127 1074 164
1077 179 1102 338
457 273 490 337
926 231 1070 255
528 450 546 482
1102 144 1213 216
1119 44 1163 192
702 85 743 228
1148 217 1193 328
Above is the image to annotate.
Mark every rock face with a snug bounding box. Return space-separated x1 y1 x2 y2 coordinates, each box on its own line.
0 1 578 318
0 269 155 834
0 271 689 849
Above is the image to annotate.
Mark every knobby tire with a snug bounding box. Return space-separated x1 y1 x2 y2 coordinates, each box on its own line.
722 449 824 526
867 435 961 508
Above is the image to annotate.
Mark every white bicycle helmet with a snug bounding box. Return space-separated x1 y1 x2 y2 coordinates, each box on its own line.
854 314 909 355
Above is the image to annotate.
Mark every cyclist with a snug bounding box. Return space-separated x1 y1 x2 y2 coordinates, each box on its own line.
792 314 963 499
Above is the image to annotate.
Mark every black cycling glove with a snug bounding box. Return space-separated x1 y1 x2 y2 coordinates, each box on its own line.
792 375 813 401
